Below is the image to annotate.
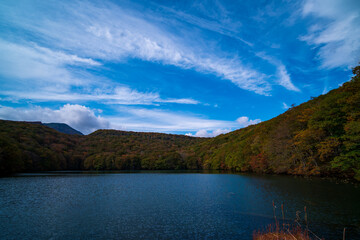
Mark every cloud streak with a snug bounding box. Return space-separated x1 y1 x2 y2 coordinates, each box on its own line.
301 0 360 69
0 39 98 88
0 38 199 106
109 107 239 132
256 52 300 92
0 87 199 106
0 0 272 95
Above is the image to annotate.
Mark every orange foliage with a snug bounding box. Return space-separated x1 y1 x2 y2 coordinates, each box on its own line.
249 152 268 173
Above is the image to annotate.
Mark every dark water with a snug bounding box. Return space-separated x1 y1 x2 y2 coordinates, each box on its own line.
0 172 359 240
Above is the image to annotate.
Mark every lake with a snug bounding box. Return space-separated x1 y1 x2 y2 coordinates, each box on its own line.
0 171 359 239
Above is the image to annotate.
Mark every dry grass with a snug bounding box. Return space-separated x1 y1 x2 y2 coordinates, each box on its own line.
253 224 312 240
253 203 324 240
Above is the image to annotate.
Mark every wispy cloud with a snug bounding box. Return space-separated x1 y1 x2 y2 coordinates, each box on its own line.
277 64 300 92
111 109 261 135
109 107 239 132
256 52 300 92
282 102 289 109
301 0 360 68
0 0 272 95
0 86 199 106
156 4 253 47
0 39 98 88
160 98 200 105
0 38 199 106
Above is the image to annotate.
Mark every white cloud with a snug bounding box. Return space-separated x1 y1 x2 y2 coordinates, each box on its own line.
282 102 289 109
34 45 101 67
0 39 99 87
0 104 109 134
80 4 269 94
256 52 300 92
0 40 69 88
236 116 261 127
0 0 271 95
108 107 238 132
301 0 360 68
158 5 253 47
82 8 271 95
0 38 199 106
0 86 199 106
277 64 300 92
185 129 231 138
160 98 200 104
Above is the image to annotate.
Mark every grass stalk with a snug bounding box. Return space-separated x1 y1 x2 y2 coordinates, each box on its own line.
272 200 277 222
281 203 285 227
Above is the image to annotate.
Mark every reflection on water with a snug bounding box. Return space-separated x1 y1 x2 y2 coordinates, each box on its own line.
0 171 359 239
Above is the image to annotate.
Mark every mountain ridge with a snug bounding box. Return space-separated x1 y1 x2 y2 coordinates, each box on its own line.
0 119 204 174
43 123 83 135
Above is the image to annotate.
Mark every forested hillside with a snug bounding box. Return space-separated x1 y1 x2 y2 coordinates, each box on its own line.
188 65 360 180
0 121 80 174
1 66 359 180
77 130 204 170
0 121 204 174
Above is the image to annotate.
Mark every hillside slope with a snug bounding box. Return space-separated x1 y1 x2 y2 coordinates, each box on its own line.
0 120 81 174
189 66 360 180
0 121 205 174
77 130 205 170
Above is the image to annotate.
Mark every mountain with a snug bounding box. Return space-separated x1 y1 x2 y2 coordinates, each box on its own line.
0 120 204 174
187 65 360 180
43 123 83 135
0 65 359 180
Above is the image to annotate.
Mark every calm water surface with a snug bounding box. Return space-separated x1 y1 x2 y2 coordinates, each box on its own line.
0 171 359 239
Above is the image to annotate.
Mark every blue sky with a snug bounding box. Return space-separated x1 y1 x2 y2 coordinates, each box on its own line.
0 0 359 136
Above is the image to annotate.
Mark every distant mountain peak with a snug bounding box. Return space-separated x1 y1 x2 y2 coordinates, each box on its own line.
43 123 83 135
